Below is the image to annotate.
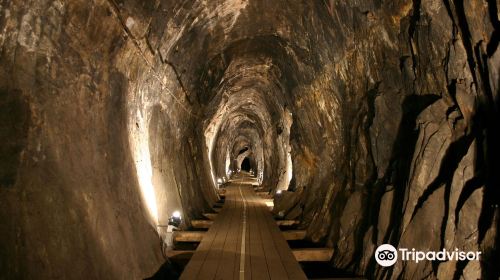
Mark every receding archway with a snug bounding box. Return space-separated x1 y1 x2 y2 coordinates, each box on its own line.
241 157 251 172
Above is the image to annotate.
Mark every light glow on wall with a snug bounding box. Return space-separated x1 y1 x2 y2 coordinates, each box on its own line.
286 151 293 185
130 109 159 225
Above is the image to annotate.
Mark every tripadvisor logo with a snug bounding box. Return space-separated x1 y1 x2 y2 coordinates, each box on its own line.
374 244 481 267
375 244 398 267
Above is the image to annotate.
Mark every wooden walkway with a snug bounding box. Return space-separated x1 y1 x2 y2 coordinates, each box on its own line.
179 182 307 280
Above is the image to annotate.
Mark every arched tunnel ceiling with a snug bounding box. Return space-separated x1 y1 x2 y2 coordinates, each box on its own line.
1 0 500 279
202 53 293 189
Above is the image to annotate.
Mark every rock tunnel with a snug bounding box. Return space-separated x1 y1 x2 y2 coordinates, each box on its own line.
1 0 499 279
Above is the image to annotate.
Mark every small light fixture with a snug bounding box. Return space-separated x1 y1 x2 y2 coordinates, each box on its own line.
168 210 182 228
217 178 223 184
276 190 282 195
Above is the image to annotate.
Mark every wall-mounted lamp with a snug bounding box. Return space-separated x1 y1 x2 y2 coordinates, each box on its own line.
276 190 282 195
168 210 182 228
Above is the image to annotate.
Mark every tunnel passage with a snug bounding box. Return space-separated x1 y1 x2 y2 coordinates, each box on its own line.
1 0 500 279
240 157 252 172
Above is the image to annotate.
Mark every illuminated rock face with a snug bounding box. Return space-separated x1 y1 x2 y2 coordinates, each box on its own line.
0 0 499 279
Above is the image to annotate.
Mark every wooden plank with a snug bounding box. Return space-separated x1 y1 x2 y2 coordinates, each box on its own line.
180 183 308 280
217 188 226 195
196 193 236 278
179 190 235 279
256 191 273 199
173 231 205 242
173 231 204 242
255 192 288 279
282 230 307 240
191 220 213 229
255 191 270 195
263 199 274 209
237 186 252 280
276 220 299 226
203 213 218 220
247 188 270 279
232 186 244 279
257 189 308 280
213 202 224 208
292 248 334 262
166 250 194 258
215 187 243 279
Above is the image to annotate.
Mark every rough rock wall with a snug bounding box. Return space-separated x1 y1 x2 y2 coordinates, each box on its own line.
304 1 500 279
0 0 214 278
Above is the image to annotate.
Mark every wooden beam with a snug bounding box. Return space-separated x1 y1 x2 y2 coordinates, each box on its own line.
282 230 306 240
217 188 226 195
191 220 213 229
168 248 340 275
255 191 273 199
167 250 195 258
264 199 274 209
292 248 334 262
173 231 204 242
213 202 224 208
192 219 298 229
202 213 218 220
276 220 299 226
169 247 334 263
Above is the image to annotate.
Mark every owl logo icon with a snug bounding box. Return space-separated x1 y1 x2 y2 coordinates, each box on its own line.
375 244 398 267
